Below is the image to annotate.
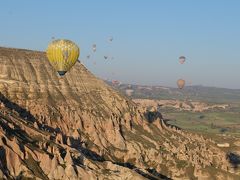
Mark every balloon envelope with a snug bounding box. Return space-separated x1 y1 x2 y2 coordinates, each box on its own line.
179 56 186 64
92 44 96 52
109 36 113 42
46 39 80 76
177 79 185 89
112 80 120 86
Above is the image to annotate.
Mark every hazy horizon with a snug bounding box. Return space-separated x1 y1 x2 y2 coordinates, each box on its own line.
1 0 240 88
106 79 240 90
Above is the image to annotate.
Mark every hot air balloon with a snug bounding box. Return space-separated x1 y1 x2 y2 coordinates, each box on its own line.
177 79 185 89
109 36 113 42
92 44 96 52
179 56 186 64
126 89 134 96
112 80 120 86
46 39 80 76
104 56 108 60
87 55 90 59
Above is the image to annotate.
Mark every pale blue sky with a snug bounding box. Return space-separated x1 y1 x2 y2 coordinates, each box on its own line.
1 0 240 88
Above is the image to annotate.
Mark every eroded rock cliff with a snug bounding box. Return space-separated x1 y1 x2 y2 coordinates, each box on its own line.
0 47 239 179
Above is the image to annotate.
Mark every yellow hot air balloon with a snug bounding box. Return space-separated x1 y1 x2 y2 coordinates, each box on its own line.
177 79 185 89
46 39 80 76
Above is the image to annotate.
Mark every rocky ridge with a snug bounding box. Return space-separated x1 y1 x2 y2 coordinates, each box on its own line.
0 47 239 179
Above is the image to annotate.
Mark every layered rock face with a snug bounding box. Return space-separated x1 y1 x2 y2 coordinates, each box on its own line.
0 47 239 179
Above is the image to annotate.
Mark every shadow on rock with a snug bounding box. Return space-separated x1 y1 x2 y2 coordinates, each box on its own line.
80 146 105 162
80 146 172 180
144 108 182 132
144 110 163 123
0 92 35 123
0 146 11 179
163 119 182 131
115 162 172 180
39 123 62 135
227 152 240 169
147 168 172 180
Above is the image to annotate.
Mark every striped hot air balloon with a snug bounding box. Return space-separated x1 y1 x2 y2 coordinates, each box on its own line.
46 39 80 76
179 56 186 64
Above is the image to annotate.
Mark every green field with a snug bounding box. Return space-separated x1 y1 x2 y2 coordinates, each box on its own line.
110 82 240 137
163 109 240 137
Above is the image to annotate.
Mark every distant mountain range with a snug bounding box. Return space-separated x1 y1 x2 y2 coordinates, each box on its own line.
107 82 240 103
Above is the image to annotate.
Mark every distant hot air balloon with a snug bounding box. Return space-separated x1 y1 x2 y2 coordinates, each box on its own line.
109 36 113 42
92 44 96 52
179 56 186 64
104 56 108 60
126 89 134 96
46 39 80 76
87 55 90 59
112 80 120 86
177 79 185 89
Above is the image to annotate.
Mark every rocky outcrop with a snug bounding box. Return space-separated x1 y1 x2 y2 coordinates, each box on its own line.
0 47 239 179
134 99 229 112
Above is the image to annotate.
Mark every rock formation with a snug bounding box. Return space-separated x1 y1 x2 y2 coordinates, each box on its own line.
133 99 229 112
0 47 239 179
